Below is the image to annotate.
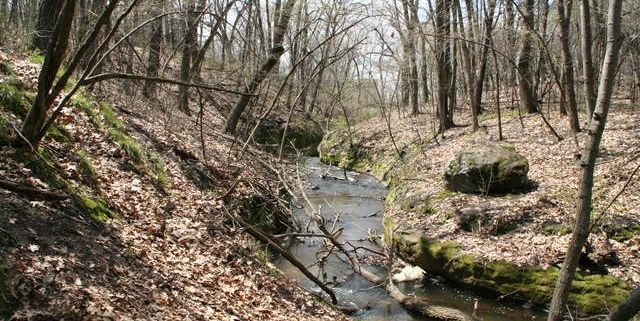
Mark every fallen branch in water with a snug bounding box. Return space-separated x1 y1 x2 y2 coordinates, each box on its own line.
295 161 479 321
222 206 337 304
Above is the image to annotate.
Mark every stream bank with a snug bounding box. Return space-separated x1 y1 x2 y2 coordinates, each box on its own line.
276 158 548 321
317 111 639 316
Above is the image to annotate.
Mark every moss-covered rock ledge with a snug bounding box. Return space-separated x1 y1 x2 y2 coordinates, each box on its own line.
318 126 405 181
317 114 636 316
384 222 628 315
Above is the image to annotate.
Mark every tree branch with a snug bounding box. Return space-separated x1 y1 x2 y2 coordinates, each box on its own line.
78 73 251 96
0 179 67 201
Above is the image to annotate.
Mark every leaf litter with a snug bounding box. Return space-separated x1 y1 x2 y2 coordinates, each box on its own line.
0 50 348 320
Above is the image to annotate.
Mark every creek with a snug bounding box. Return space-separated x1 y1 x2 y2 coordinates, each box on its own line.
274 157 547 321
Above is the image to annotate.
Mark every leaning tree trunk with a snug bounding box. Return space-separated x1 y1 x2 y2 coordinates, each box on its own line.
224 0 296 135
606 287 640 321
546 1 624 320
20 0 75 145
191 0 237 82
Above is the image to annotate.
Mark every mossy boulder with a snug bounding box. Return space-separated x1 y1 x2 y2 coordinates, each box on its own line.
387 228 629 315
444 144 529 194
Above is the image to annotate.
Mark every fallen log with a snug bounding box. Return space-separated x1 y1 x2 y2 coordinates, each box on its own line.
229 211 338 305
0 179 67 201
388 282 478 321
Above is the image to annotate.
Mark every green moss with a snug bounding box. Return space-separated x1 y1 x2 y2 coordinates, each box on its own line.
28 54 45 64
149 152 168 191
15 147 69 190
345 144 366 168
100 102 124 130
71 191 118 222
0 61 14 75
0 77 33 118
610 225 640 242
390 224 629 314
432 189 457 200
542 224 572 236
330 116 348 128
318 130 369 170
107 129 144 165
370 162 391 180
14 146 117 222
77 150 100 190
47 123 73 143
72 92 97 120
570 273 628 314
384 186 402 206
397 194 436 216
0 113 9 146
244 195 288 235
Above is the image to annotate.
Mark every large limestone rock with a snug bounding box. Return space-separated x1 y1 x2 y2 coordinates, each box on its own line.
444 144 529 194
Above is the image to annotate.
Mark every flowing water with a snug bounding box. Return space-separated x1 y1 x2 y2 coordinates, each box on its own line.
274 158 547 320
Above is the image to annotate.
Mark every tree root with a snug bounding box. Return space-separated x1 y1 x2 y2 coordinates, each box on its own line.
0 179 67 200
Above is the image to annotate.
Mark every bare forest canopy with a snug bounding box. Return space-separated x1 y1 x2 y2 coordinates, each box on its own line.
0 0 638 146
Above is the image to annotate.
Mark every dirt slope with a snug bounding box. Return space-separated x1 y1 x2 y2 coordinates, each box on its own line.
0 50 347 321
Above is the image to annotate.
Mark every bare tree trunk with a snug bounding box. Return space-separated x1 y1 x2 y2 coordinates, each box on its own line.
419 22 430 106
453 0 476 129
447 14 457 128
31 0 64 52
20 0 129 147
224 0 296 135
516 0 539 114
143 0 164 99
472 0 497 128
191 0 237 82
557 0 580 133
0 0 6 21
20 0 75 145
491 39 503 141
178 0 200 115
307 17 332 115
504 0 517 110
580 0 597 118
546 0 624 319
402 0 420 115
435 0 453 132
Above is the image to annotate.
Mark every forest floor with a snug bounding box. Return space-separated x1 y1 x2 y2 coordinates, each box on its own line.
321 100 640 291
0 50 349 320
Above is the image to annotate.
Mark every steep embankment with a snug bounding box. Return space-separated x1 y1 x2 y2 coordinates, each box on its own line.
0 50 347 320
319 107 639 315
